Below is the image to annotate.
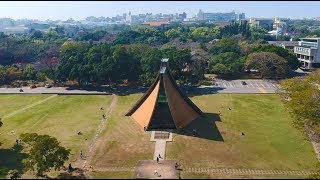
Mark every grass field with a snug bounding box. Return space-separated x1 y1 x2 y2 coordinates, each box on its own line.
0 95 112 177
0 94 52 116
89 94 154 168
91 171 134 179
0 93 319 179
180 172 309 179
167 94 319 171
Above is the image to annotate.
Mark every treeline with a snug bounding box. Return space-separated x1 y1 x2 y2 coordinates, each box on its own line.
0 20 304 86
278 69 320 137
0 41 204 86
207 35 300 79
56 42 203 86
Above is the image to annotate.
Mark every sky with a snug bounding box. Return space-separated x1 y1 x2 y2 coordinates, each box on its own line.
0 1 319 21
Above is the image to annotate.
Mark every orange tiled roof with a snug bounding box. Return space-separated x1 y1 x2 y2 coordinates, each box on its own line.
142 21 170 27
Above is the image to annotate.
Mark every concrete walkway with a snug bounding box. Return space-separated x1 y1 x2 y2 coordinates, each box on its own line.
150 131 173 160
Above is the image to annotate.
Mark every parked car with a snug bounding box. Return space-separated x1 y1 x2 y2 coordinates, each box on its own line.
241 81 247 85
30 84 37 89
45 84 52 88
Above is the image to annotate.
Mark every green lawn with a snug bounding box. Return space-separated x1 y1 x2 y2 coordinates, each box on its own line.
89 94 154 168
0 94 318 179
181 172 309 179
167 94 319 171
91 171 134 179
0 94 52 117
0 95 112 178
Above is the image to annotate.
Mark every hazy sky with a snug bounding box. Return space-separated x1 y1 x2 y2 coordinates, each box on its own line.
0 1 319 21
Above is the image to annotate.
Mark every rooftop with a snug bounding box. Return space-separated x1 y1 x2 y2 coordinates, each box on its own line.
161 58 169 62
268 41 299 46
142 21 170 27
300 38 320 40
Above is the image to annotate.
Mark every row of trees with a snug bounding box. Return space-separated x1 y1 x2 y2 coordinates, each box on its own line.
0 32 62 65
56 41 203 86
278 69 320 133
207 36 300 79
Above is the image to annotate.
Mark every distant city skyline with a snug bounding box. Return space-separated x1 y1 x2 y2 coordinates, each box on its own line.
0 1 319 21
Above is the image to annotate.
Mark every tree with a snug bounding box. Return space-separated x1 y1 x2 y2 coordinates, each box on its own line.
208 37 240 55
250 26 268 41
211 63 231 76
0 65 23 85
164 28 182 40
56 41 90 84
20 133 70 177
162 47 192 81
277 69 320 138
40 56 59 82
253 45 300 70
190 27 211 42
140 48 163 84
23 64 36 80
246 52 289 79
209 52 243 77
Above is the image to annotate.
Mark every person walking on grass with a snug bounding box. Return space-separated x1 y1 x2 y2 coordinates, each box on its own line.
80 150 83 159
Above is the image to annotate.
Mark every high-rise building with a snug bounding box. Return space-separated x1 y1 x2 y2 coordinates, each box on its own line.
196 9 245 22
126 11 132 24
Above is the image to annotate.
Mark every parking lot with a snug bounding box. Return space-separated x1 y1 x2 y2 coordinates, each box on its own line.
214 79 280 89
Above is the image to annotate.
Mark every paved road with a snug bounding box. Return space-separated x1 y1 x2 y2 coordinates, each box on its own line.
0 79 281 95
0 86 108 94
206 79 280 94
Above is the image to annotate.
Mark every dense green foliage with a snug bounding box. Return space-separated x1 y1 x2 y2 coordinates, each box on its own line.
0 19 313 85
253 45 300 70
209 52 244 77
245 52 289 79
20 133 70 176
278 69 320 133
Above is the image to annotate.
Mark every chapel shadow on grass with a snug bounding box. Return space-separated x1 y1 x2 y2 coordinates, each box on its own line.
172 113 224 141
56 169 86 179
0 144 28 177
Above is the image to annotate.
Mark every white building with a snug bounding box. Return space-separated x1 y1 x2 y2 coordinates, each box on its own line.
294 38 320 69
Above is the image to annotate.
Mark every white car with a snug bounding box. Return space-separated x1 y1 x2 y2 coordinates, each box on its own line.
45 84 52 88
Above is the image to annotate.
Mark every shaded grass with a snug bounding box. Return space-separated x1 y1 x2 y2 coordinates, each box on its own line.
167 94 319 170
0 145 28 178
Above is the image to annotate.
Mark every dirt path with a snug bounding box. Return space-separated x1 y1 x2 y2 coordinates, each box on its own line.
90 166 318 176
182 167 318 176
75 94 118 178
2 94 57 119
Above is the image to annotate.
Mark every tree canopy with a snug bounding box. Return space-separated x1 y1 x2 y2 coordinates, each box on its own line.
278 69 320 135
20 133 70 176
245 52 289 79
